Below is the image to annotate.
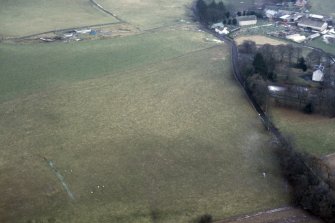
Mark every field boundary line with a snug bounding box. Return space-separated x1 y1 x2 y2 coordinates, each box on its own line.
89 0 126 23
215 206 293 223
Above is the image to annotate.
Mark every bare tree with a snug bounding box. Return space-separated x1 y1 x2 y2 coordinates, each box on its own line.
238 40 257 54
286 44 295 65
276 44 287 63
306 49 322 68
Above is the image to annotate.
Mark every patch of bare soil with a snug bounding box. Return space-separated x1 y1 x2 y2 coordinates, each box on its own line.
217 207 324 223
235 35 287 46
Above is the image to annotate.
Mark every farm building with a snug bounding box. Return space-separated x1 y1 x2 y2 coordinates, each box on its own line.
308 14 324 21
236 15 257 26
215 27 229 35
298 18 328 32
308 33 321 40
312 69 324 82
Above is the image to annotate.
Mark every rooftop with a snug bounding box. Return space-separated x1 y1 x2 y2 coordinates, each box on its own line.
298 18 327 28
236 15 257 22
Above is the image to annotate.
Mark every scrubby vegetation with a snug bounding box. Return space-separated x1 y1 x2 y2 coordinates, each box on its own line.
195 0 232 24
274 140 335 222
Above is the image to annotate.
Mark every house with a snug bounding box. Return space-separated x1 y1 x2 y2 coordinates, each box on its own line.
297 18 328 32
236 15 257 26
312 69 324 82
215 27 229 35
74 29 92 34
210 22 224 29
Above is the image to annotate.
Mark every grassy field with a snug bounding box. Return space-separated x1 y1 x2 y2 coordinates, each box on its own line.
0 30 214 103
0 0 118 37
271 107 335 156
98 0 192 30
309 0 335 17
0 29 288 222
308 38 335 56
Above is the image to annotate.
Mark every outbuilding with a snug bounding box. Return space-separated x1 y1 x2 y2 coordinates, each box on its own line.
236 15 257 26
298 19 328 32
308 14 324 21
312 69 324 82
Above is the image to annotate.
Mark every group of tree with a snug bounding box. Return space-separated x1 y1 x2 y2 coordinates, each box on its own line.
237 41 335 117
274 140 335 222
195 0 233 24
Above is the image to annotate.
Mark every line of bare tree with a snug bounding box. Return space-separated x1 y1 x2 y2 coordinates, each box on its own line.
274 139 335 222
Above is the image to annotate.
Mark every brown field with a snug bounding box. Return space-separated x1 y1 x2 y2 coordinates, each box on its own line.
235 35 287 46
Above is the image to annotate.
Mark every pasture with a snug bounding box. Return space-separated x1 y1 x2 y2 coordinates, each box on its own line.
97 0 192 30
309 0 335 17
0 30 214 103
0 0 118 37
272 107 335 156
0 29 288 222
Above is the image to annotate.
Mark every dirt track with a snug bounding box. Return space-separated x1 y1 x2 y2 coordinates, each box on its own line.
216 207 323 223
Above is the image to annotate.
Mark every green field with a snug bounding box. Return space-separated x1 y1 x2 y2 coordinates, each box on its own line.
308 38 335 56
0 29 288 222
0 0 118 37
310 0 335 17
0 30 215 103
272 107 335 156
98 0 192 30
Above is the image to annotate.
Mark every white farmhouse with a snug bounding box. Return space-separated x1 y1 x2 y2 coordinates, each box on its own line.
210 22 224 29
236 15 257 26
312 69 324 82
